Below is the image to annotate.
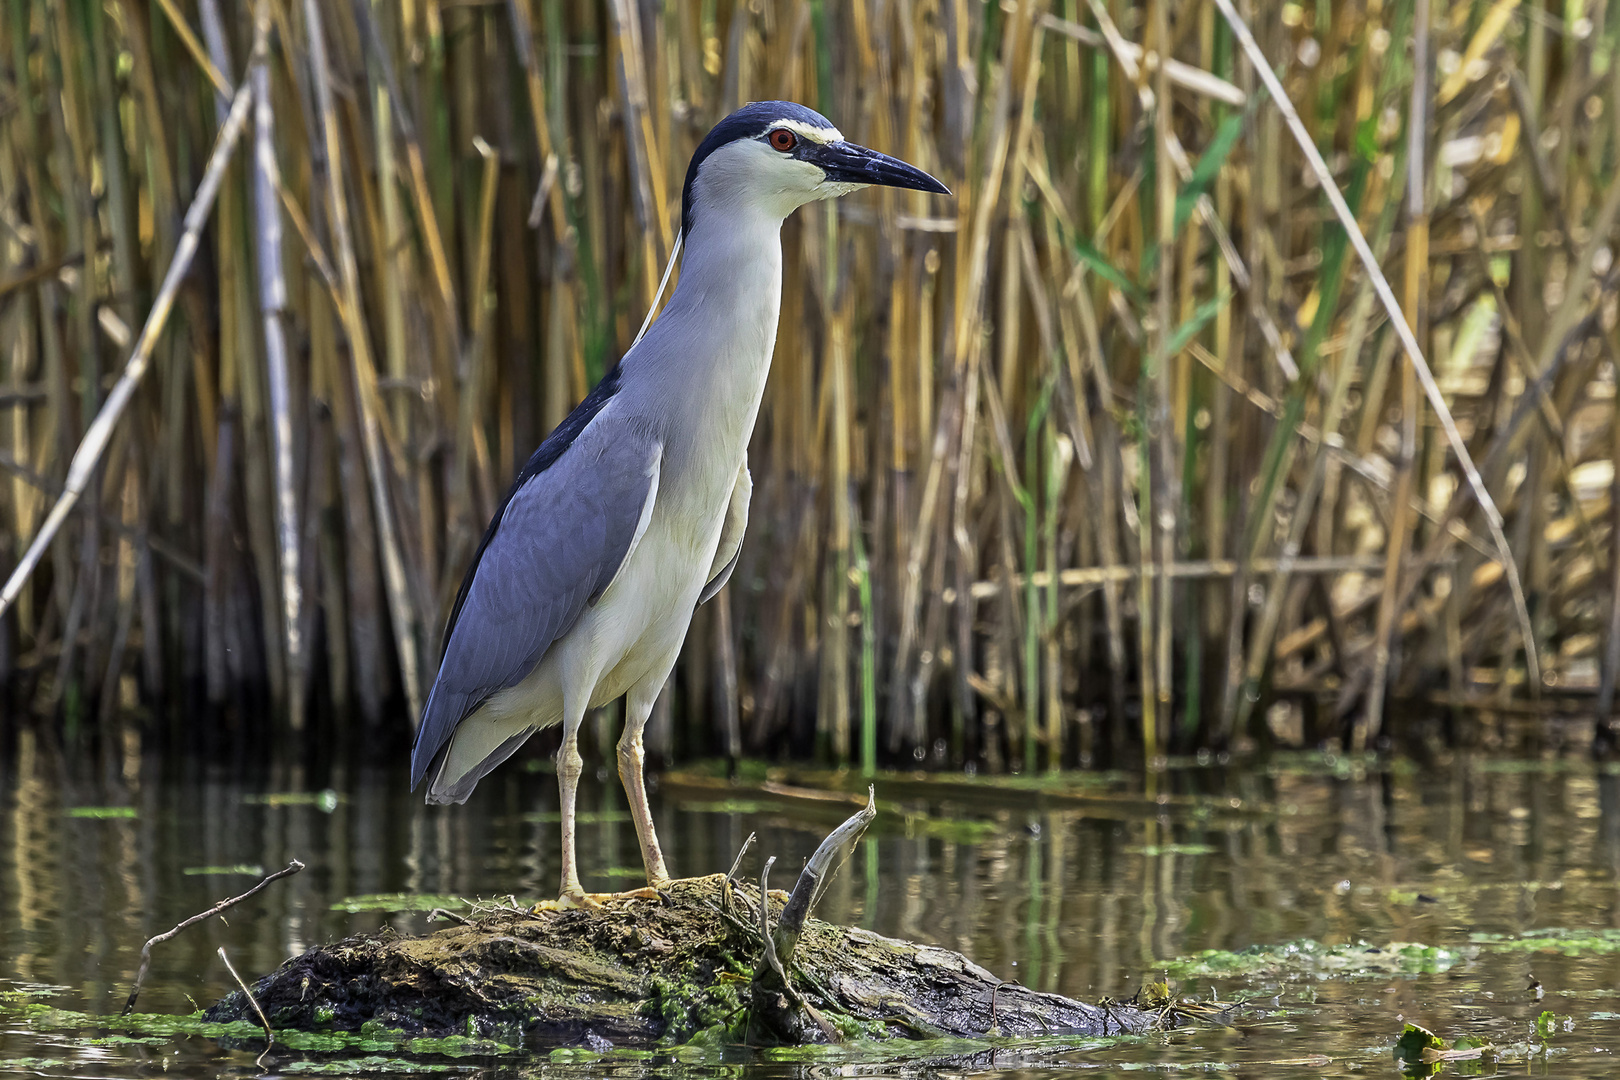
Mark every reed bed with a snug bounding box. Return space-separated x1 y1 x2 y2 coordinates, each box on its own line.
1 0 1616 768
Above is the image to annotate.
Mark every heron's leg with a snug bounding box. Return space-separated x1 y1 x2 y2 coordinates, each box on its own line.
619 678 671 887
555 702 592 906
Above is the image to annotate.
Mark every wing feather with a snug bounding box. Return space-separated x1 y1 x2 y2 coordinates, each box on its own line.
698 462 751 605
410 418 661 790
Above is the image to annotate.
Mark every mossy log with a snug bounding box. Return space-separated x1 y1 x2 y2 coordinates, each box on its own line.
206 876 1162 1048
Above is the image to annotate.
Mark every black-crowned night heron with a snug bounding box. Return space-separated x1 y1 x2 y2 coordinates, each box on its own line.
410 101 949 907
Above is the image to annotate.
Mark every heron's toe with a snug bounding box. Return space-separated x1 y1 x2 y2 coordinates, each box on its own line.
547 889 604 912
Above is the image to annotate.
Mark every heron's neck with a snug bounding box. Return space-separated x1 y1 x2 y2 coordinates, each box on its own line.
667 210 784 327
646 208 785 443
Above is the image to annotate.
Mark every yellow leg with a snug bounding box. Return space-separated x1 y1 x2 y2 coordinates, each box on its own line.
620 680 672 888
536 692 666 914
555 715 590 906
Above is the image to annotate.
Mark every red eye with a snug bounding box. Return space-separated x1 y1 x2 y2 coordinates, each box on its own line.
768 129 798 152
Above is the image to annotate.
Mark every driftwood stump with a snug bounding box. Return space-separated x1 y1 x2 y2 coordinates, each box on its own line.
207 798 1165 1048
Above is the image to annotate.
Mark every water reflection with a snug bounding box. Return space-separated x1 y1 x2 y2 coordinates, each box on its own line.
5 729 1620 1076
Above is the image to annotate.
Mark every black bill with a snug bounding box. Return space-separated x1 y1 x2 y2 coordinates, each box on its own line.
809 141 951 195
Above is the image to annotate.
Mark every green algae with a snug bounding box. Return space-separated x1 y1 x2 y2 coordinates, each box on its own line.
1126 843 1218 856
594 865 656 878
330 893 474 913
1262 750 1382 779
279 1057 466 1073
1161 939 1459 980
677 799 769 814
1164 926 1620 987
7 1002 516 1058
521 810 631 824
1470 928 1620 956
758 1030 1150 1064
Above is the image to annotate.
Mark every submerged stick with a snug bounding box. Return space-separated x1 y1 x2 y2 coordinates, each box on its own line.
122 859 305 1015
0 71 256 620
1211 0 1541 692
218 947 274 1068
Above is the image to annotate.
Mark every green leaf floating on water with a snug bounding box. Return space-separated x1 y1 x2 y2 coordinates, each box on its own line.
66 806 137 819
243 789 342 812
1126 844 1218 856
1394 1022 1446 1063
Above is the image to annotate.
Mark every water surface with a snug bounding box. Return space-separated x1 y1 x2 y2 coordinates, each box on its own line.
5 728 1620 1077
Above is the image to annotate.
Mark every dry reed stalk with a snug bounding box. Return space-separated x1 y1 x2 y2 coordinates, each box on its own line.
303 0 422 724
1212 0 1540 709
250 0 304 730
7 0 1617 760
0 67 256 620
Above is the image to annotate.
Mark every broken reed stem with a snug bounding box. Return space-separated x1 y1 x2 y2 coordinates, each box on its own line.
218 946 274 1068
773 785 877 962
747 795 868 1045
1210 0 1541 695
0 70 256 620
122 859 305 1015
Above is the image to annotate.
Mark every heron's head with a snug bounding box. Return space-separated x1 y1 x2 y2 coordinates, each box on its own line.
681 101 949 235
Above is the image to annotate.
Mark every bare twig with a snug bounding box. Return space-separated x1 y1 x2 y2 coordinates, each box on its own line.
756 856 782 976
726 832 757 882
426 907 473 926
122 859 305 1015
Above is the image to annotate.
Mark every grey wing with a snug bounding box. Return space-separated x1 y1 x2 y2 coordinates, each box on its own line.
698 461 751 606
410 425 661 789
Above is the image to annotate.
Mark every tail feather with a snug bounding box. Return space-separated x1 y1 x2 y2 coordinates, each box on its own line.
410 682 471 790
423 725 536 805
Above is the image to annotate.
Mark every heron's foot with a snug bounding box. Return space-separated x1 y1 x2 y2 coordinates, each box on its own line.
532 886 662 914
